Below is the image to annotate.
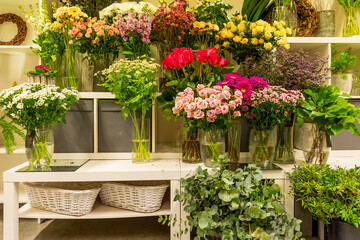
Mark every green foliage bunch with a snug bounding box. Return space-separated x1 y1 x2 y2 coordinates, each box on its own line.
289 164 360 227
331 44 358 79
192 0 233 28
241 0 275 22
162 159 303 240
296 85 360 136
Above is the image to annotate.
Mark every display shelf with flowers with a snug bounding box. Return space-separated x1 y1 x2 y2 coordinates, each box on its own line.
99 58 159 163
0 83 79 171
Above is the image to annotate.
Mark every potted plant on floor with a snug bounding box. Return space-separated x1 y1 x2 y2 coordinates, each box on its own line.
289 164 360 240
331 44 358 94
296 84 360 164
160 157 304 239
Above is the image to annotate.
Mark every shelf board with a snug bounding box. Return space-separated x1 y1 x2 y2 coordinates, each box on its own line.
79 92 115 99
19 200 171 219
0 45 39 55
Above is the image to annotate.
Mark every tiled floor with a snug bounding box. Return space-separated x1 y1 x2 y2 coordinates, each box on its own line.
0 208 169 240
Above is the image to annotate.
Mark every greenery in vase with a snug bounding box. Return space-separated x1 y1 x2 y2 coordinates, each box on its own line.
0 83 79 165
241 0 275 22
242 48 330 91
215 14 291 64
160 159 303 239
189 21 220 49
59 0 118 18
296 85 360 164
336 0 360 36
151 0 195 58
289 164 360 227
331 44 358 80
68 18 121 65
100 58 159 161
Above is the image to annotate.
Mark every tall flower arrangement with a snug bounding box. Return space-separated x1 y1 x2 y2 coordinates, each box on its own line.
216 15 291 64
52 6 88 89
151 0 195 59
0 83 79 170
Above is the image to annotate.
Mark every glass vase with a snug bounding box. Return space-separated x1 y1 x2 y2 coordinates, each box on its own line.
274 125 295 164
131 113 150 163
48 55 64 88
249 128 276 168
343 6 360 37
81 65 94 92
272 2 298 36
200 129 225 168
25 127 54 171
64 46 78 89
302 125 330 165
182 127 201 164
93 59 111 92
227 119 241 170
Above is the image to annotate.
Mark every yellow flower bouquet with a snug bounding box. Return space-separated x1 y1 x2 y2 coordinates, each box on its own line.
215 14 291 64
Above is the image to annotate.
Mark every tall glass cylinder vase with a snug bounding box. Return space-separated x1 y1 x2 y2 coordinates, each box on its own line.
182 127 201 164
93 59 111 92
343 6 360 37
48 55 64 88
302 125 331 165
227 119 241 170
25 127 54 171
81 65 94 92
274 124 295 164
272 2 298 36
249 128 276 168
64 46 78 89
200 129 225 168
131 112 150 163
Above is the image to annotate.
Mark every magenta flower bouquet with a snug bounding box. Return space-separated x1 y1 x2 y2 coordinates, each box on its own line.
173 84 243 166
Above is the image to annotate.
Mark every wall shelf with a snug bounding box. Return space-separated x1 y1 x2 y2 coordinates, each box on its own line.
0 46 39 55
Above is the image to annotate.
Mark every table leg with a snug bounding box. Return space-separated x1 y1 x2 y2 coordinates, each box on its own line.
170 180 181 240
4 182 19 240
284 178 295 216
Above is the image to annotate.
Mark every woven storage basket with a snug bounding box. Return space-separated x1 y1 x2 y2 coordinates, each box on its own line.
100 181 169 213
23 182 102 216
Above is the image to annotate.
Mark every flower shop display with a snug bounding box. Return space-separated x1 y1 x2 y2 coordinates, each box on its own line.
172 85 243 167
242 85 303 167
26 65 57 85
216 15 291 65
151 0 195 60
336 0 360 37
0 83 79 171
20 2 66 88
331 45 358 94
100 58 159 163
160 159 303 239
242 48 330 91
241 0 275 22
289 165 360 239
52 6 88 89
59 0 118 18
296 85 360 164
190 21 220 49
272 0 298 36
158 47 229 164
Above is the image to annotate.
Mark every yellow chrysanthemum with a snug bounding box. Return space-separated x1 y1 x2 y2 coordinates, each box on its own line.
286 28 292 35
237 23 246 32
251 38 259 45
274 31 281 37
223 41 230 48
249 23 257 30
233 35 242 43
264 42 272 50
264 31 272 40
277 39 285 46
265 26 272 32
252 29 258 36
256 20 266 26
226 21 235 29
235 15 243 21
259 38 264 44
284 43 290 50
256 26 264 33
194 21 207 29
231 25 237 32
241 38 248 44
280 29 286 37
280 21 286 27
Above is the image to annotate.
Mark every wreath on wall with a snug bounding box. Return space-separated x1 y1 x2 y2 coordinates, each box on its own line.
0 13 27 45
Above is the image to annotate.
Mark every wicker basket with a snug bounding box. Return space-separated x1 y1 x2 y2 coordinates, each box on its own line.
99 181 169 213
23 182 102 216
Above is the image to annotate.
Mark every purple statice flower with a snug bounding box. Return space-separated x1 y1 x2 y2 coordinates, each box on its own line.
234 81 252 99
249 76 268 89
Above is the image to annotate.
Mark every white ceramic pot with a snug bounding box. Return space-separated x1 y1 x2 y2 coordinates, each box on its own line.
331 73 353 94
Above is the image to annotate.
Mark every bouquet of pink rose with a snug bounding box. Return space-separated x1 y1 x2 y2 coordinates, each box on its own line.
173 84 243 166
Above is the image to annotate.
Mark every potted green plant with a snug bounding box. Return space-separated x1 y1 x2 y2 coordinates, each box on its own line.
160 157 304 240
26 65 57 85
296 84 360 164
289 165 360 240
331 44 358 94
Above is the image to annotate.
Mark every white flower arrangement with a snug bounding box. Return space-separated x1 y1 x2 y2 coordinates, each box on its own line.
19 2 51 36
99 1 157 20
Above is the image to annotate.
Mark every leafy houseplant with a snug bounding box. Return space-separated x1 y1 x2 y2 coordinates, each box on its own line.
0 83 79 171
26 65 57 85
289 164 360 235
100 58 159 162
296 85 360 164
331 45 358 94
160 159 303 240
